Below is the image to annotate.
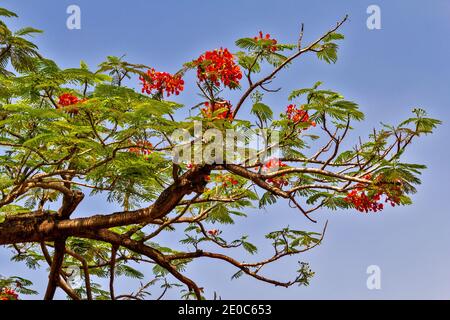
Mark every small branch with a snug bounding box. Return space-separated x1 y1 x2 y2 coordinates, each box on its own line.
289 196 316 223
297 23 304 50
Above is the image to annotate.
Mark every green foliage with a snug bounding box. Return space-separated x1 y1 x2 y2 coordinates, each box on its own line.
115 265 145 279
399 108 442 135
0 275 38 295
10 247 45 269
235 35 296 72
314 32 344 64
251 102 273 122
259 191 278 208
266 227 322 252
235 51 261 74
207 204 235 224
241 236 258 254
296 262 315 286
289 82 364 123
97 55 148 86
0 8 18 18
0 204 30 222
0 9 42 75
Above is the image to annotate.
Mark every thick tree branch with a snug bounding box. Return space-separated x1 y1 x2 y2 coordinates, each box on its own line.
44 238 66 300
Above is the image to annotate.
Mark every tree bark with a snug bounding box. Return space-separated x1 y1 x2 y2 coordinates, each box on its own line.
44 238 66 300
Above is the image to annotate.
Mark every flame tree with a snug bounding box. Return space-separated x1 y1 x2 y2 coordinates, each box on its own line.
0 8 440 300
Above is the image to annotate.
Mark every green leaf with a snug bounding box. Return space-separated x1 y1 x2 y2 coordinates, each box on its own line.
251 102 273 122
322 32 345 42
316 43 339 64
207 204 234 224
14 27 43 36
259 191 277 208
231 270 244 280
235 38 260 51
242 241 258 254
116 265 144 279
0 8 18 18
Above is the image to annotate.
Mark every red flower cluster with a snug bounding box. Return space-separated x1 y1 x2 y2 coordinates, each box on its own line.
129 140 153 156
140 68 184 97
264 158 287 170
345 189 384 213
217 175 239 188
57 93 86 115
194 48 242 88
58 93 80 106
254 31 279 52
383 187 402 206
286 104 316 128
0 288 18 300
344 174 402 213
201 101 234 120
263 158 289 188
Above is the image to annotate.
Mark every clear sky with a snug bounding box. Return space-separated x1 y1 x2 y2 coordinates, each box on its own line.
1 0 449 299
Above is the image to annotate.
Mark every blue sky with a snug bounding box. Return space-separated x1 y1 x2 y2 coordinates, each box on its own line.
1 0 450 299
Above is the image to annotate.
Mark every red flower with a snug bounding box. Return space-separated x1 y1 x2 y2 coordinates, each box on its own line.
263 158 287 170
140 68 184 97
286 104 316 128
129 140 153 156
194 48 242 88
57 93 88 115
0 288 18 300
58 93 79 106
58 93 87 115
216 175 239 188
344 174 402 213
344 189 384 213
201 101 234 120
263 158 289 188
254 31 279 52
